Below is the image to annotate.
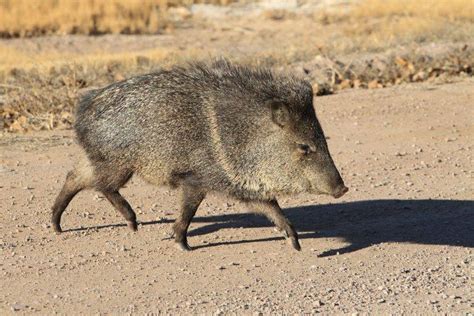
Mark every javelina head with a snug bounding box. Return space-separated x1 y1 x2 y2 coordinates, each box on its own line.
266 94 348 199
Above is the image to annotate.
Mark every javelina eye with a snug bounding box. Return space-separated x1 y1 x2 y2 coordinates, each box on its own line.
297 144 311 155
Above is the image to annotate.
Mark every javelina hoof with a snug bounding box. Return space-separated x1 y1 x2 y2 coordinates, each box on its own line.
127 220 138 231
53 223 62 234
290 237 301 251
176 240 192 251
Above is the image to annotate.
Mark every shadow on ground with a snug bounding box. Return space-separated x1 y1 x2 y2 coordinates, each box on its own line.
66 199 474 256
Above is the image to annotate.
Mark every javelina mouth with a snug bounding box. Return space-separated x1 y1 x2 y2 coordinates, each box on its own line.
332 185 349 199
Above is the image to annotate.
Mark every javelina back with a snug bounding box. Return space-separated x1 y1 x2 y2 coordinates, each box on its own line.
52 59 348 251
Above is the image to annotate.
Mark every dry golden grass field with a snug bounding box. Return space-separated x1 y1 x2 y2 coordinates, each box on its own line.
0 0 240 38
0 0 471 38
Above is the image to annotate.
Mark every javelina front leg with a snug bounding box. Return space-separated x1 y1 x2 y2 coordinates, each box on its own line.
102 191 138 231
247 199 301 251
172 186 206 251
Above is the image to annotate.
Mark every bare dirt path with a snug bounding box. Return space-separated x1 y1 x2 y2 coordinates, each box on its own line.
1 80 473 314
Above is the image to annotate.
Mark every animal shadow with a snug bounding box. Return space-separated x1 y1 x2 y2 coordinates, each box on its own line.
186 199 474 256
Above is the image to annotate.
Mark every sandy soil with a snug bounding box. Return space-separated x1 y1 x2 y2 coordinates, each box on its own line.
0 80 473 314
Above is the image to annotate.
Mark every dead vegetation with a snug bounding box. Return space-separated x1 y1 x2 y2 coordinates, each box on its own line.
0 0 473 132
301 43 473 95
0 0 235 38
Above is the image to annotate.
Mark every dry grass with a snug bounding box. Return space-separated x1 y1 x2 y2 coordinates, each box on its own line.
0 45 174 73
353 0 473 20
1 0 472 38
0 0 235 38
320 0 474 53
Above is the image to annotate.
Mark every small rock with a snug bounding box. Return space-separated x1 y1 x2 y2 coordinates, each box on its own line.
11 303 27 311
313 300 323 307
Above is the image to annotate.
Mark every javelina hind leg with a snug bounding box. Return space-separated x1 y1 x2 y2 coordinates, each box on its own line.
247 199 301 251
173 185 206 251
51 171 84 233
102 191 138 231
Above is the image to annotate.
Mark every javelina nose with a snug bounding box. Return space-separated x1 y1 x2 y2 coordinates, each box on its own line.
332 185 348 199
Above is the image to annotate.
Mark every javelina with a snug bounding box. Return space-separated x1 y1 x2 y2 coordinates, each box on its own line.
52 59 348 251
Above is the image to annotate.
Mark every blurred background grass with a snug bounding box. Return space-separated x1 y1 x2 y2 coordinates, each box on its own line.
0 0 240 38
0 0 471 38
0 0 472 70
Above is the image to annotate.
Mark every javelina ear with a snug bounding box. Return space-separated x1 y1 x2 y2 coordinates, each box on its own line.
267 100 290 127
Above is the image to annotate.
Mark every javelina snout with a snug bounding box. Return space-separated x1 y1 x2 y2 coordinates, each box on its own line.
52 59 348 252
283 103 348 199
332 184 349 199
303 155 348 199
313 158 348 199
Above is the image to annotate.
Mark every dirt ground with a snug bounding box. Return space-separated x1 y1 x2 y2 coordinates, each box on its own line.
0 79 473 314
